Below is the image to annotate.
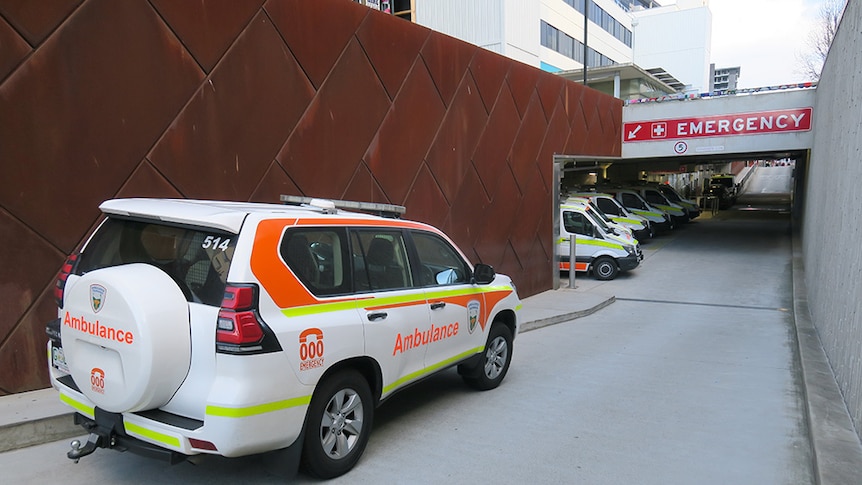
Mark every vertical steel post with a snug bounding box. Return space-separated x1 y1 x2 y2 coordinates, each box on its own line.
569 233 577 289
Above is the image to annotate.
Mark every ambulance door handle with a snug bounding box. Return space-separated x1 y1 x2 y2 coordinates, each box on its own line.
367 312 388 322
430 302 446 310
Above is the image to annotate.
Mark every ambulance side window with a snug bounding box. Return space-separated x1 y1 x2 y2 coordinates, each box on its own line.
597 198 620 215
563 211 591 236
351 230 412 292
622 193 644 210
280 228 350 296
410 231 469 286
645 191 664 205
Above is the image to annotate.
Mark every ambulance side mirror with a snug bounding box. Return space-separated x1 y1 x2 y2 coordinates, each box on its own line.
473 264 495 285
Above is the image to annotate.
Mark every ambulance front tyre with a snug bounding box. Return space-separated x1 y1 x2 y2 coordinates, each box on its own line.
463 323 513 391
302 369 374 479
593 257 618 281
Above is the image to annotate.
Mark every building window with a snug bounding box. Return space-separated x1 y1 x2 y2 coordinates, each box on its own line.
563 1 632 48
541 21 615 68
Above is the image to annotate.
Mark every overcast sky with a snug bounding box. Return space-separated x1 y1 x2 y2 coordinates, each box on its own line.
711 0 830 88
668 0 831 89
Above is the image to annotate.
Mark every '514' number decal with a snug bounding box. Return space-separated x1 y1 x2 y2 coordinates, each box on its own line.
202 236 231 251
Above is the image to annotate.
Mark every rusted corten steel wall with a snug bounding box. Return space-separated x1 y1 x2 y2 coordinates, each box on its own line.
0 0 622 394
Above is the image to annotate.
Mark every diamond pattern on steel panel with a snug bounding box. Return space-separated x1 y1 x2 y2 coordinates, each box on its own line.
469 48 510 114
150 0 264 73
149 12 312 201
510 95 549 194
0 0 82 45
341 162 389 205
403 164 449 231
474 166 521 267
249 162 301 203
536 74 565 122
0 285 56 392
277 38 390 199
356 8 430 99
498 238 523 279
364 60 446 205
0 16 30 81
538 101 573 186
116 161 184 199
506 63 541 119
510 170 548 260
472 83 520 191
442 165 490 251
0 0 204 253
425 74 488 203
420 32 477 107
266 0 369 88
0 209 64 340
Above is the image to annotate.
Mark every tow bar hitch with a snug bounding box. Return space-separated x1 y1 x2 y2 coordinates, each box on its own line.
68 431 109 463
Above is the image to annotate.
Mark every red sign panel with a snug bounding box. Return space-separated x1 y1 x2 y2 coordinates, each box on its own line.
623 107 813 142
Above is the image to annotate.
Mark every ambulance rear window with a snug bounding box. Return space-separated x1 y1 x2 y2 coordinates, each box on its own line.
77 217 236 306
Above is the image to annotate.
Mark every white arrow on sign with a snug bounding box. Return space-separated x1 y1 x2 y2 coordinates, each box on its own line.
627 125 642 139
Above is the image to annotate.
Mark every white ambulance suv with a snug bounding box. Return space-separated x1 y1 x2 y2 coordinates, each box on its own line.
47 197 521 478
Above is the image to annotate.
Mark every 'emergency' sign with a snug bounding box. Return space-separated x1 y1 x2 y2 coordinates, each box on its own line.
623 107 813 142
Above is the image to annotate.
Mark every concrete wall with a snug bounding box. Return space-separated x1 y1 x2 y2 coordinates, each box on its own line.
802 0 862 443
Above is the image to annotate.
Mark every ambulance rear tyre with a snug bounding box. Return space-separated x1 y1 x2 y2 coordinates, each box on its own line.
302 370 373 479
463 323 512 391
593 257 618 281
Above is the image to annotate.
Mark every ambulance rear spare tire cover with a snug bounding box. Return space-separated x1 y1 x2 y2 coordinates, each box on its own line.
61 263 191 413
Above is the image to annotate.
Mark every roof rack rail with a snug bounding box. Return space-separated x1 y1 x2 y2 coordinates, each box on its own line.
280 195 406 219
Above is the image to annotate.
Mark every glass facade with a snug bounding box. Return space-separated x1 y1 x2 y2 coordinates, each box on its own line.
541 20 617 68
563 0 632 47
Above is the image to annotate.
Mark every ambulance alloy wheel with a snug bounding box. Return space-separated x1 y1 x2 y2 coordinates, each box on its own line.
302 369 374 479
463 323 513 391
593 256 618 281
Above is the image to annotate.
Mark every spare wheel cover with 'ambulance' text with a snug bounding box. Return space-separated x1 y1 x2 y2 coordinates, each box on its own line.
61 263 191 413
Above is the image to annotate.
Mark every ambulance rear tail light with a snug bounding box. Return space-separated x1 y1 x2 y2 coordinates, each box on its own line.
55 254 79 308
189 438 218 452
216 284 281 355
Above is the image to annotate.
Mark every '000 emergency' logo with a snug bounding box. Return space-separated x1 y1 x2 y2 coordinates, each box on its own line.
299 328 324 371
90 367 105 394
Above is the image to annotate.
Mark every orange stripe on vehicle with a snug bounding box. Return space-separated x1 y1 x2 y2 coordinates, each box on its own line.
249 219 345 309
558 261 588 272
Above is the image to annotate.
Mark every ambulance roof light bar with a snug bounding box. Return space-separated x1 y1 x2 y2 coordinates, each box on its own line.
280 195 406 219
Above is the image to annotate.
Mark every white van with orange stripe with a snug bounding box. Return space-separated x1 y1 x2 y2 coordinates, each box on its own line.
48 197 520 479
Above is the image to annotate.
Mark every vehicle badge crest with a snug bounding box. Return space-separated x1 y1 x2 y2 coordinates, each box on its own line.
90 284 106 313
467 300 481 334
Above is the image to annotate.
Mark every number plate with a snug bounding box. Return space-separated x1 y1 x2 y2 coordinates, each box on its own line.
52 346 69 374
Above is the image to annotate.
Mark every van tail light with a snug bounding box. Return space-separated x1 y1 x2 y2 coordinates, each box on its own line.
55 254 79 308
216 284 281 355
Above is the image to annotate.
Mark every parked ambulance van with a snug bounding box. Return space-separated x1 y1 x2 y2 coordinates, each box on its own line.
655 184 700 219
564 196 635 242
558 199 642 280
627 186 689 225
570 193 652 241
599 188 675 232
